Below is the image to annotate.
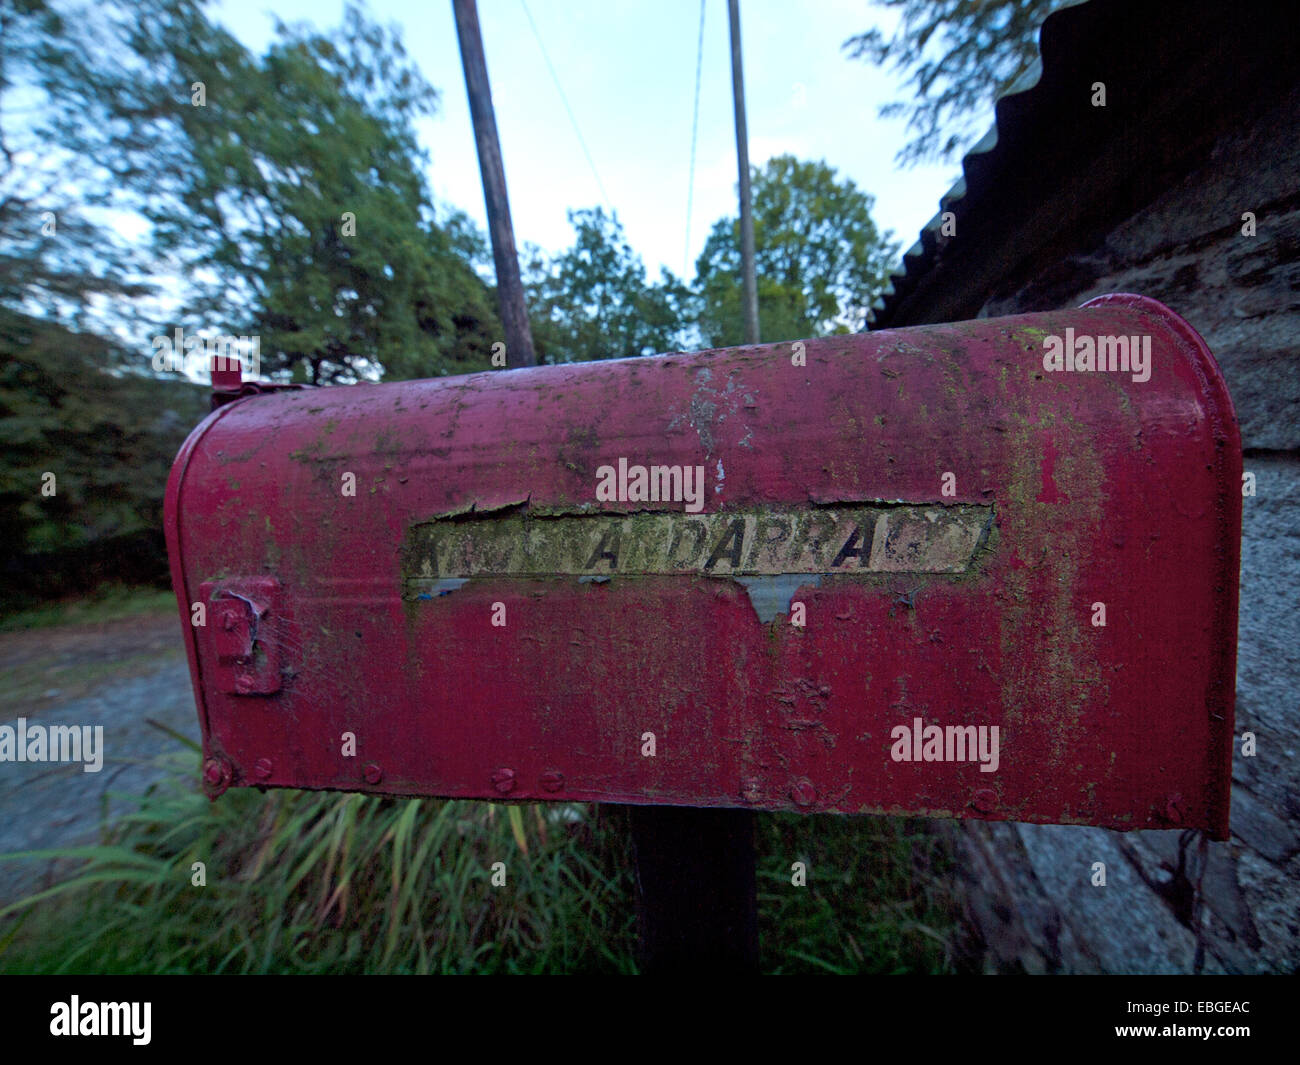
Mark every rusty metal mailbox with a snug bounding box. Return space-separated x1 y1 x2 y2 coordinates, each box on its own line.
165 294 1240 839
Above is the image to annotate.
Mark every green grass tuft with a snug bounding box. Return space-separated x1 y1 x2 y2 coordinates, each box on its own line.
0 751 961 974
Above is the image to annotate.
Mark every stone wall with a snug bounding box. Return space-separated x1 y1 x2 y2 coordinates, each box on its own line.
953 83 1300 974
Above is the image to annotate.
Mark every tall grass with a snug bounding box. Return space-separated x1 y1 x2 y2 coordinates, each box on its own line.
758 812 961 974
0 749 637 974
0 740 962 973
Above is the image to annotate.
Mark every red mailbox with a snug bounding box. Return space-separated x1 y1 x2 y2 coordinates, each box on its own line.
165 294 1240 838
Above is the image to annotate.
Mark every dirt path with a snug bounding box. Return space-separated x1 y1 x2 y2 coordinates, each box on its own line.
0 612 200 903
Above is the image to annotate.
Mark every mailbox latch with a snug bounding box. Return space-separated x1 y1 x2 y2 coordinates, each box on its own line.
201 578 282 695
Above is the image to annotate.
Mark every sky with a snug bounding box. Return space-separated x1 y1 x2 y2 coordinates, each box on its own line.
210 0 984 284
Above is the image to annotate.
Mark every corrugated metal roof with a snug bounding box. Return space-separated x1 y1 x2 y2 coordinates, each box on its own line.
867 0 1300 329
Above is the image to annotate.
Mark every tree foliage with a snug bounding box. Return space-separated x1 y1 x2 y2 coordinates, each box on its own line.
0 306 208 607
694 155 897 347
5 0 500 383
525 208 691 364
843 0 1067 167
0 0 157 331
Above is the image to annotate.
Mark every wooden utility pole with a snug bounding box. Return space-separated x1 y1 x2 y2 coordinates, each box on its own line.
453 0 537 367
728 0 759 345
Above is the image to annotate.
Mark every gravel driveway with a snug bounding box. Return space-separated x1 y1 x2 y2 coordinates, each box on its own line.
0 612 201 902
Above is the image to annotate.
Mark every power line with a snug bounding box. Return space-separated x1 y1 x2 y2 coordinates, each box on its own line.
683 0 706 279
519 0 613 215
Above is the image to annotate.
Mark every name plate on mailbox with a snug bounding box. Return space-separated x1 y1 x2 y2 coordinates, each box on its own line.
403 504 994 580
165 293 1240 838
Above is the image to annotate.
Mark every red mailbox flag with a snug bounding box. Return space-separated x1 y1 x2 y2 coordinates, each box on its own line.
166 294 1239 839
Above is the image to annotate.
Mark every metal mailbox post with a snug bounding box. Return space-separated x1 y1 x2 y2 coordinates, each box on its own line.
166 294 1240 967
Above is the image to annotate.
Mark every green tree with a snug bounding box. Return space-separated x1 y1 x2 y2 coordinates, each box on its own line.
843 0 1067 167
0 0 157 332
694 155 897 347
10 0 500 383
140 1 499 382
526 208 691 364
0 306 209 608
